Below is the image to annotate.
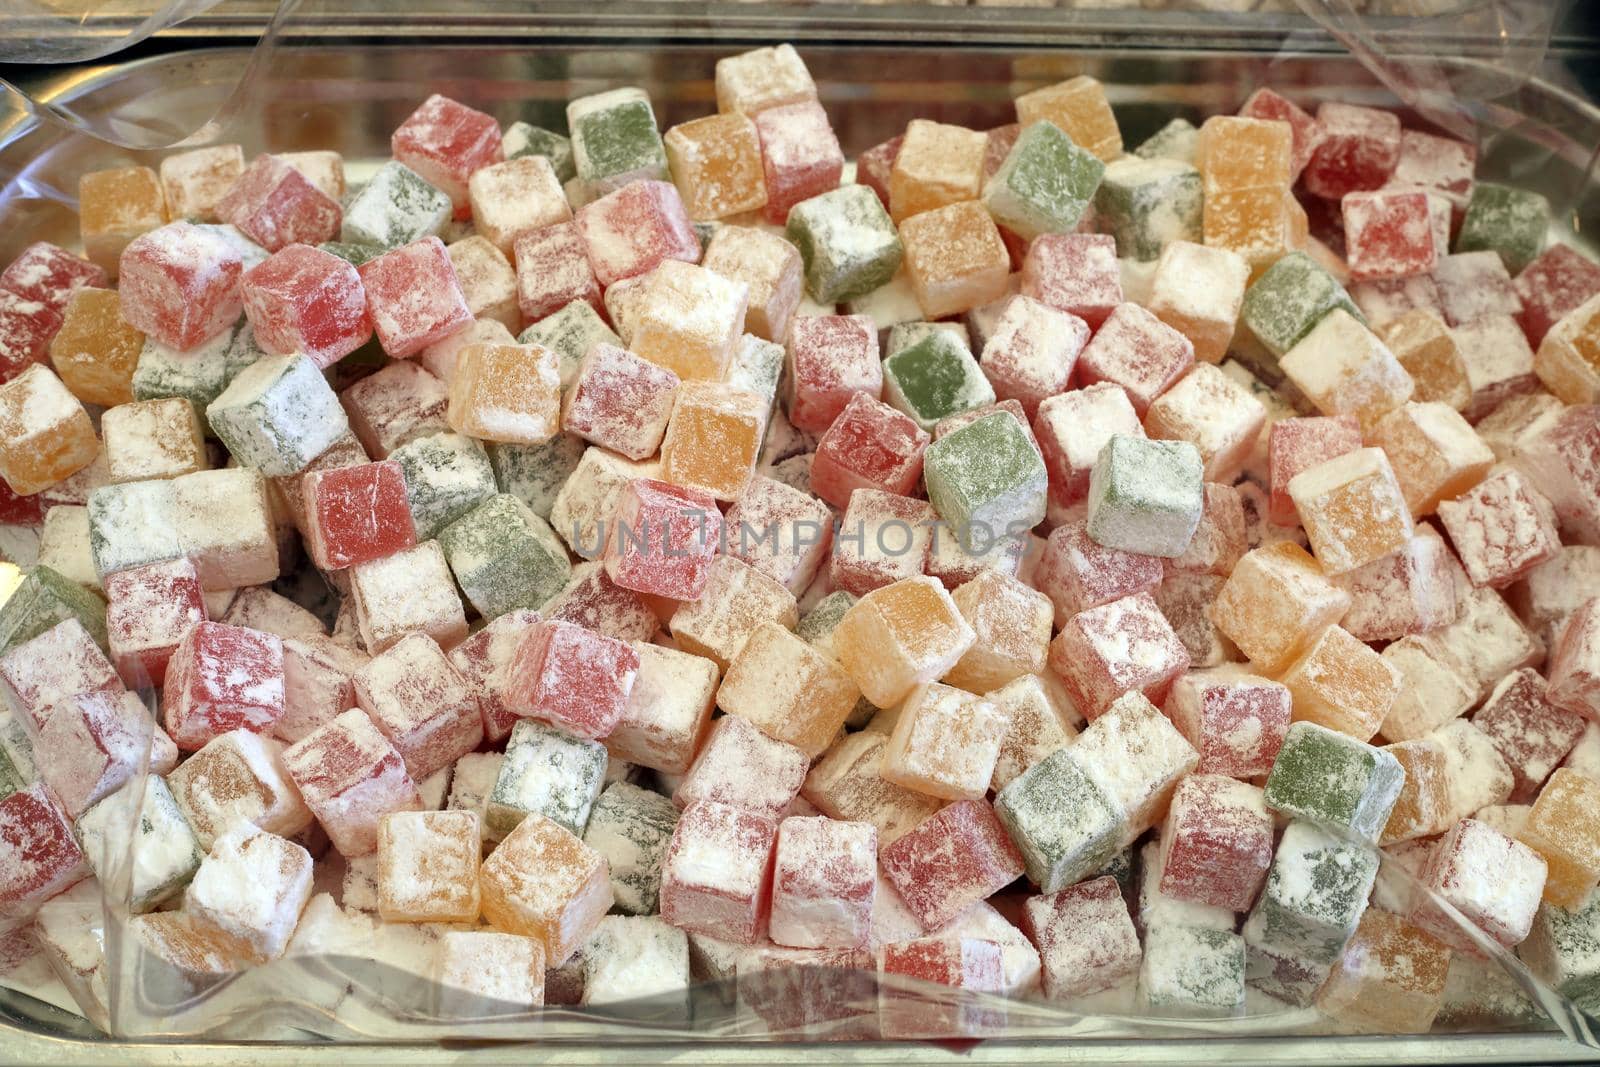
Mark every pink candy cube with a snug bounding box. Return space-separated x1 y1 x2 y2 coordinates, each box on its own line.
976 294 1089 419
447 608 539 744
831 490 934 596
0 242 107 315
508 619 640 740
1516 243 1600 348
1343 188 1439 282
880 937 1004 1039
339 361 449 458
302 460 418 571
1033 518 1163 629
117 222 243 350
390 94 503 218
1022 875 1142 1001
1158 774 1273 912
785 314 881 434
768 816 876 950
282 707 424 857
1437 467 1560 589
1267 414 1363 526
1390 129 1477 213
1050 591 1190 722
240 243 371 368
1335 530 1458 642
1415 817 1547 955
1303 103 1401 200
603 477 722 600
561 343 680 460
543 562 659 644
1021 233 1122 328
1548 597 1600 724
0 784 87 932
1163 668 1292 779
1351 274 1445 329
0 619 121 731
856 136 901 208
1033 381 1144 512
1238 88 1320 179
674 713 808 817
354 633 483 781
809 392 930 511
575 180 700 288
1474 667 1586 802
659 799 779 944
1169 482 1248 577
104 557 207 688
357 237 473 358
724 474 833 596
216 155 342 252
514 222 602 324
1077 302 1195 415
753 101 844 225
162 621 285 751
1434 251 1523 327
36 689 149 818
0 290 61 383
879 799 1025 930
276 635 362 745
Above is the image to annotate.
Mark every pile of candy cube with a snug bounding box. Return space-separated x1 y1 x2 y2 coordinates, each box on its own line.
1 40 1599 1039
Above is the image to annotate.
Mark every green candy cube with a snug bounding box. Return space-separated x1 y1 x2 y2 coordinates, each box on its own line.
317 241 384 267
75 776 202 913
488 434 586 521
581 780 679 915
0 710 34 800
1242 820 1378 966
885 321 967 360
923 411 1048 538
1263 721 1404 843
993 746 1122 894
339 161 451 249
1456 182 1550 274
1086 434 1204 558
1094 156 1203 261
207 353 350 477
0 565 107 653
785 184 904 304
391 431 498 541
881 330 996 432
87 480 182 579
1240 251 1364 358
1140 925 1246 1017
520 299 621 390
1521 890 1600 1013
132 322 256 432
1135 117 1199 164
984 120 1105 242
439 493 572 620
504 121 577 183
797 590 858 651
567 87 668 196
725 335 785 404
487 718 608 839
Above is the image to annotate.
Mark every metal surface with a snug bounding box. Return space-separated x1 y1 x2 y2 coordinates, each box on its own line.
1 32 1599 1067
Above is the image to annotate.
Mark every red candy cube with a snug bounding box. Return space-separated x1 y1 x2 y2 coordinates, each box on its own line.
1516 243 1600 348
1391 129 1476 210
0 477 43 527
447 608 538 744
1021 233 1122 328
357 237 473 358
544 562 659 644
879 799 1025 930
659 799 779 944
1343 188 1439 282
162 621 285 751
301 460 417 571
240 243 371 368
1076 302 1195 415
603 477 722 600
354 633 483 781
561 343 680 460
753 101 844 225
856 136 902 208
1303 103 1401 200
880 937 1004 1039
391 94 503 219
0 784 87 932
1437 467 1560 589
809 392 930 511
1049 591 1190 721
1474 667 1586 802
785 314 881 434
340 361 448 458
1158 774 1273 912
104 557 207 688
276 635 361 745
514 222 602 323
1022 874 1142 1001
1268 414 1363 526
0 619 121 732
1164 667 1292 779
1335 529 1459 643
0 242 107 315
1033 381 1144 512
1547 596 1600 725
117 222 243 350
674 713 807 817
768 816 876 950
35 689 147 818
216 155 342 253
0 290 61 383
976 295 1089 419
575 180 700 288
1238 88 1320 178
1033 518 1163 629
281 707 424 857
508 619 640 740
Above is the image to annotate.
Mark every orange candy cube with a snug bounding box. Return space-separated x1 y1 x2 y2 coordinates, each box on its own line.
1014 76 1122 161
1534 290 1600 405
479 813 613 966
1279 624 1401 742
889 119 987 224
47 288 144 407
1521 768 1600 907
718 620 859 757
700 225 802 343
1209 541 1351 675
665 113 768 221
631 261 749 381
833 576 976 707
1316 908 1451 1035
0 365 99 496
1380 738 1453 845
899 201 1010 320
1196 116 1294 193
1370 401 1494 516
1379 310 1472 412
659 381 766 502
78 165 167 276
446 341 562 445
942 570 1053 694
1287 447 1414 575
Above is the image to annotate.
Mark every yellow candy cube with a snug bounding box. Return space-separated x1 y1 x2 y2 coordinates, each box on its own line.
48 288 145 407
631 261 749 381
659 380 766 501
377 810 481 924
1204 187 1296 270
1379 310 1472 412
833 576 976 707
665 113 768 221
1280 309 1415 433
718 620 860 757
0 365 99 496
669 556 798 669
888 119 987 224
1316 908 1450 1035
447 341 561 445
479 813 612 966
701 225 802 343
1380 738 1452 845
1369 401 1495 516
159 145 245 223
1014 76 1122 161
942 570 1052 694
78 165 167 276
1146 240 1250 365
1195 116 1293 194
1279 625 1401 742
1288 447 1414 575
1209 541 1351 675
1534 291 1600 405
101 397 207 484
1522 768 1600 907
900 201 1010 320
